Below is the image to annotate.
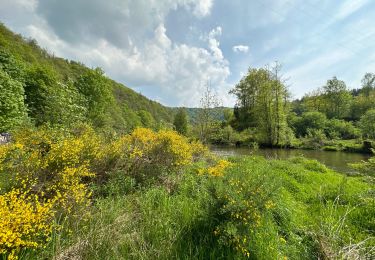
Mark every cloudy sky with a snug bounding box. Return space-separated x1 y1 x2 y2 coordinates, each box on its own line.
0 0 374 107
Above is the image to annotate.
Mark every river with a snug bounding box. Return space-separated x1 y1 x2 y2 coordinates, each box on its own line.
210 146 372 174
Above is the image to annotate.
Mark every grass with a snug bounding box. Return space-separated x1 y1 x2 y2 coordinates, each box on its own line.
13 156 375 259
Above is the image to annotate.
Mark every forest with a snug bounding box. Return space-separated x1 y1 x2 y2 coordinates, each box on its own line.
1 23 374 259
187 64 375 154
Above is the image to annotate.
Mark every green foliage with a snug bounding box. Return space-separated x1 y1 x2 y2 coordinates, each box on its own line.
0 69 27 131
173 108 188 135
361 72 375 96
292 111 327 137
359 109 375 139
74 68 115 127
0 50 25 82
350 149 375 176
303 129 327 149
230 64 290 146
325 119 360 140
137 110 156 129
350 91 375 120
322 77 352 119
0 23 173 133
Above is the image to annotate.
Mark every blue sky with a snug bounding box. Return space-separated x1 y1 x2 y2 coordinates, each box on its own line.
0 0 374 106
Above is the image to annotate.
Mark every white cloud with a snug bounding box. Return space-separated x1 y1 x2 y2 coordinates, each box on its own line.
26 20 230 106
0 0 235 106
192 0 214 17
233 45 249 53
207 26 224 60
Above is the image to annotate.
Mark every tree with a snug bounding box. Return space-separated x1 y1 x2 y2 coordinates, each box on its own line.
292 112 327 137
302 88 326 113
196 82 221 143
137 110 155 129
173 108 188 135
0 69 27 132
322 77 352 119
74 68 114 127
24 65 58 126
0 50 25 82
230 63 291 145
359 109 375 139
361 73 375 97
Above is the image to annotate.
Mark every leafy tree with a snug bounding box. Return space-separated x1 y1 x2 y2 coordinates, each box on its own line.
322 77 352 119
292 111 327 137
350 91 375 121
137 110 155 129
173 108 188 135
120 104 142 131
230 63 291 145
359 109 375 139
349 73 375 120
0 69 27 131
301 88 326 113
47 81 87 127
325 119 360 140
361 73 375 96
222 108 235 127
0 50 25 82
24 65 59 126
75 68 114 127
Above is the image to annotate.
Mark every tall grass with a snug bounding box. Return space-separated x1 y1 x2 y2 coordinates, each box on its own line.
21 156 373 260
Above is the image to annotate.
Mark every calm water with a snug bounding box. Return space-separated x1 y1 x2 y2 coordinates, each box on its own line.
210 146 372 174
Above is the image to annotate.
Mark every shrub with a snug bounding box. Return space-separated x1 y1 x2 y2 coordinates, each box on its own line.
0 189 55 259
0 126 209 257
0 125 99 210
359 109 375 139
292 112 327 137
325 119 360 140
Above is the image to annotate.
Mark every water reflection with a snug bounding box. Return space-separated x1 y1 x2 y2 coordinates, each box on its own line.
210 146 371 174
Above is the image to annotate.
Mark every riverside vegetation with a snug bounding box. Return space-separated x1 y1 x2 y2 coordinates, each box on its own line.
0 23 375 259
1 125 374 259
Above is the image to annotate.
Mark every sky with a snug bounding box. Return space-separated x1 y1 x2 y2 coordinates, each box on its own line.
0 0 374 107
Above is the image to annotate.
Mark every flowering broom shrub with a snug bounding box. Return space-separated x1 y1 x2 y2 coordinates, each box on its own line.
0 189 55 259
106 128 208 182
0 126 209 258
213 159 280 258
0 125 100 209
0 125 101 258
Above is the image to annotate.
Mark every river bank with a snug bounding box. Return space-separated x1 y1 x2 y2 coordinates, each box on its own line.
210 145 372 174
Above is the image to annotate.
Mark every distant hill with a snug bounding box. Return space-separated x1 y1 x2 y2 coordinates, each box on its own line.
0 23 173 132
184 107 228 124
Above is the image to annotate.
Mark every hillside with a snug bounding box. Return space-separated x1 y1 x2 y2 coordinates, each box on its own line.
0 23 173 132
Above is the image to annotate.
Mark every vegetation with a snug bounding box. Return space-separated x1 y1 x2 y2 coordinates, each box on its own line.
1 124 373 259
173 108 188 135
0 23 173 134
1 23 375 260
187 64 375 153
230 63 292 146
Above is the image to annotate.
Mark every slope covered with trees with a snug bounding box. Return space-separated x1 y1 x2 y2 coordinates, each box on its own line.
0 23 173 133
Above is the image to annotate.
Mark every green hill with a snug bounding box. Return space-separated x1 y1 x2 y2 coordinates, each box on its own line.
0 22 173 133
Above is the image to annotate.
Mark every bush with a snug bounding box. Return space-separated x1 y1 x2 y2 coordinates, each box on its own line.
106 128 208 183
292 112 327 137
325 119 360 140
359 109 375 139
301 129 327 149
0 125 209 257
0 189 55 259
